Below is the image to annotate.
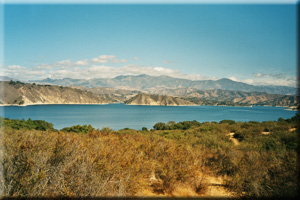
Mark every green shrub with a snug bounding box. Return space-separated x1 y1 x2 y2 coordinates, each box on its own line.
60 124 94 134
219 120 236 125
1 118 55 131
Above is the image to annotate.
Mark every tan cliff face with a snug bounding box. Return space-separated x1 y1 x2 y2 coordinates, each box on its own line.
0 81 116 106
125 93 196 106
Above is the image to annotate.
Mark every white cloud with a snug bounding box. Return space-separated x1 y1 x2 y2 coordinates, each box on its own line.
91 55 128 64
228 76 239 82
253 73 262 77
57 59 71 65
99 55 115 60
162 60 175 64
33 59 74 70
74 59 89 66
4 56 296 87
82 64 211 80
133 57 139 61
7 65 22 70
228 73 296 87
4 65 46 80
91 57 108 63
243 79 254 85
33 65 53 70
111 58 128 63
1 63 237 83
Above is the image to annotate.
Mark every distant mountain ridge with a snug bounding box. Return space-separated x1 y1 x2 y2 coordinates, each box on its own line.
32 74 297 95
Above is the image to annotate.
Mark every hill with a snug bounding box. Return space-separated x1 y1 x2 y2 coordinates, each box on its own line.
152 89 298 107
0 81 116 106
71 86 140 102
125 93 195 106
125 90 298 107
0 81 297 107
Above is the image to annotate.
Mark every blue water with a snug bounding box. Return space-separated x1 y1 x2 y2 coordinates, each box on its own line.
0 104 297 130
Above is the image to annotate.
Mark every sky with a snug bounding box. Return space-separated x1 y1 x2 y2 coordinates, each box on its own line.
1 1 298 86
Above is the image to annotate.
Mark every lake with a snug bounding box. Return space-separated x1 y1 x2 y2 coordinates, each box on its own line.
0 104 297 130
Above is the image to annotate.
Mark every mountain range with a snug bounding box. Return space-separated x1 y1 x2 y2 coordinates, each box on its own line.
0 81 298 107
31 74 297 95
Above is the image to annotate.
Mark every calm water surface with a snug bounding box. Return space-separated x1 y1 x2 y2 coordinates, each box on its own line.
0 104 297 130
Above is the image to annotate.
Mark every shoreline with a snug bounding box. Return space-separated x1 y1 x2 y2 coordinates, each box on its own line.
0 103 296 109
0 102 114 107
125 103 253 107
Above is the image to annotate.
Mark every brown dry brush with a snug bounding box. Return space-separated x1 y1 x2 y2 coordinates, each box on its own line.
1 128 206 197
1 120 298 198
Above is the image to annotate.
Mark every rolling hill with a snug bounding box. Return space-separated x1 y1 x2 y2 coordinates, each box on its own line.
0 81 117 106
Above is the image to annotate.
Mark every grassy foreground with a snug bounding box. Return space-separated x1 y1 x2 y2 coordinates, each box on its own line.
0 115 298 197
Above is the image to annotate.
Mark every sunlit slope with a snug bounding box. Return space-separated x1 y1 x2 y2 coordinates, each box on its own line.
0 81 116 105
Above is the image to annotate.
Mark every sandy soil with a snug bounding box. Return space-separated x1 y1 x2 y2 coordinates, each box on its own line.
228 132 239 146
136 171 233 197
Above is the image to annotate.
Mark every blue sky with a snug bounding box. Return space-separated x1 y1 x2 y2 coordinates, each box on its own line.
2 1 297 86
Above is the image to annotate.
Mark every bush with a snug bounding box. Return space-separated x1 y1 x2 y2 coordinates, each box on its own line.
2 116 298 198
1 128 207 197
1 118 55 131
60 124 94 134
219 120 236 125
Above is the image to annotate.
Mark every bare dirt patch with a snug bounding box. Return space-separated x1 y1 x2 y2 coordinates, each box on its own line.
202 175 232 197
262 131 271 135
228 132 239 146
136 171 234 197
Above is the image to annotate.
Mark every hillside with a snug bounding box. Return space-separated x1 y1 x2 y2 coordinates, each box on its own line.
173 89 298 107
0 81 297 107
71 86 140 102
0 81 116 106
32 74 297 95
125 93 195 106
125 90 298 107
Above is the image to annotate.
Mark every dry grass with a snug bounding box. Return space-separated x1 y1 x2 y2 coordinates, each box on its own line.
1 117 298 198
1 128 210 197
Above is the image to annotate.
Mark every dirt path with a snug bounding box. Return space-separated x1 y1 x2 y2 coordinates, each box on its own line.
136 172 233 197
228 132 239 146
202 175 232 197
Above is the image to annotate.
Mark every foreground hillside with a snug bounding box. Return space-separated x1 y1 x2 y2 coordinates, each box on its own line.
0 115 298 197
0 81 116 105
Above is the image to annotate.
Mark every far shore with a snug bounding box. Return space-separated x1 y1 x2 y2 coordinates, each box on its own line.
125 103 253 107
0 102 114 107
1 102 296 109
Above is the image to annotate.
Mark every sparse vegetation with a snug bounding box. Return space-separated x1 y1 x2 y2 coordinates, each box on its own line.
0 114 298 197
